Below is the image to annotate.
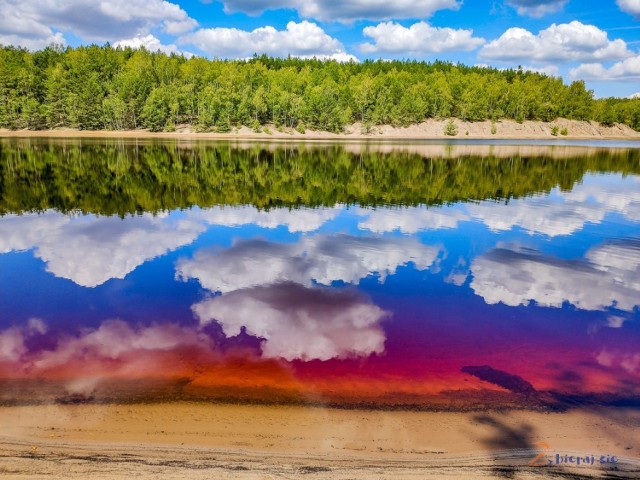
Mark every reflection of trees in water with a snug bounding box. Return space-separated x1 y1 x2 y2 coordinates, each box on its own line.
1 140 639 215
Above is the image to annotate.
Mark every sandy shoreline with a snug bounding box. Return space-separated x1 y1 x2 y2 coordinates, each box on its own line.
1 403 638 478
1 118 640 141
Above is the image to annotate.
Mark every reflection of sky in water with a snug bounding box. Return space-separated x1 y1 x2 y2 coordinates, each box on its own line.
1 173 640 406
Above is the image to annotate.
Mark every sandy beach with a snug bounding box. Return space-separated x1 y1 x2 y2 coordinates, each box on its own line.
1 403 638 479
1 118 640 141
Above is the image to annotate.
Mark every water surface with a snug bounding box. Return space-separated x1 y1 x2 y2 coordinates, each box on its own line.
1 139 639 409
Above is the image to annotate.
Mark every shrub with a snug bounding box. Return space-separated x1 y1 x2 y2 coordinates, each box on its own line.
444 119 458 136
551 125 559 136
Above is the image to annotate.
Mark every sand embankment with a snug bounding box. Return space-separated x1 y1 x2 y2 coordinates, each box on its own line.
1 119 639 141
1 403 638 479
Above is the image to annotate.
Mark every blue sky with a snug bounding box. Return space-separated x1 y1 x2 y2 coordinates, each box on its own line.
1 0 639 97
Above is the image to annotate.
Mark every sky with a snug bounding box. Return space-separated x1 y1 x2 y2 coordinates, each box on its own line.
0 0 639 97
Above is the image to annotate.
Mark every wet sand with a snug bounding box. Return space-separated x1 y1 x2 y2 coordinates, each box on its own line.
1 403 639 478
1 118 640 141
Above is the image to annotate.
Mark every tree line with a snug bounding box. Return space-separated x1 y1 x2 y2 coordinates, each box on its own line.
2 139 639 215
0 44 639 133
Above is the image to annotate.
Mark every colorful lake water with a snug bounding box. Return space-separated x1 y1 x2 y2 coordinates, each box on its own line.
1 138 639 409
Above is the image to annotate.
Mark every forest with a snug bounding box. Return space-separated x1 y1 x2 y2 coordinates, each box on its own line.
0 44 639 133
2 140 639 215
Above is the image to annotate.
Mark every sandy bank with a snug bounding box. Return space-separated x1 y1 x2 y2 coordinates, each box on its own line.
1 403 638 479
1 119 640 141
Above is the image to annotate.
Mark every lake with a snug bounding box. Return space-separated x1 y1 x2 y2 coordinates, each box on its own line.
1 138 639 411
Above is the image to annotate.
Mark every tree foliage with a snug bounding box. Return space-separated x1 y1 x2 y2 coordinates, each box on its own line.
0 45 639 132
2 139 639 216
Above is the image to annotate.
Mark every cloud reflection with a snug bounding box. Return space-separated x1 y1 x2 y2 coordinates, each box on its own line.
356 174 640 237
357 206 469 233
0 206 342 287
470 240 640 311
0 318 47 362
193 282 388 361
177 233 439 360
176 234 442 292
192 205 341 232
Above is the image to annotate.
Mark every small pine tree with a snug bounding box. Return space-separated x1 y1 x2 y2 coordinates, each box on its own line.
444 119 458 136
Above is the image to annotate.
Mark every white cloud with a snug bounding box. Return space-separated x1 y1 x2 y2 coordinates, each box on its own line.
0 212 70 254
470 240 640 312
520 64 560 76
0 206 347 288
0 0 197 48
36 214 204 287
0 318 46 362
193 283 387 361
570 55 640 81
562 175 640 221
0 32 65 51
506 0 568 17
218 0 460 22
467 197 606 237
32 319 206 369
296 52 359 62
466 174 640 237
114 34 192 57
480 21 631 63
617 0 640 17
629 92 640 99
357 206 469 233
360 22 485 55
176 235 441 293
596 348 640 373
178 21 352 60
355 175 640 238
607 315 628 328
0 211 204 287
191 205 341 233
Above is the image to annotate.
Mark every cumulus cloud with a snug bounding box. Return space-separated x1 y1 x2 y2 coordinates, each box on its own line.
0 31 65 51
32 319 206 369
357 206 469 233
467 197 606 237
360 22 485 55
570 55 640 81
0 205 348 288
0 0 197 47
114 34 192 57
520 64 560 76
596 348 640 373
470 240 640 312
465 174 640 237
176 235 442 293
506 0 568 17
0 211 205 287
480 21 631 63
356 175 640 238
617 0 640 17
607 315 628 328
178 21 354 60
191 205 342 233
0 212 70 254
218 0 460 22
193 282 387 361
0 319 47 362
